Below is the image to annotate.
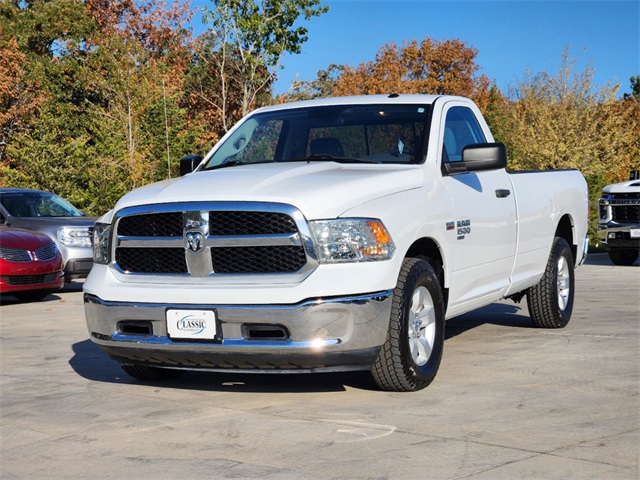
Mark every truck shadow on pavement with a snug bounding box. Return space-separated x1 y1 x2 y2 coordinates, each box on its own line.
445 302 532 340
68 339 378 393
69 301 534 393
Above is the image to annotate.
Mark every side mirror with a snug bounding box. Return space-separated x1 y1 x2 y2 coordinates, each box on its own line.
180 155 203 176
444 143 507 175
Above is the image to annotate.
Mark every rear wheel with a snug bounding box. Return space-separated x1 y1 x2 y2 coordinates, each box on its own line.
527 237 574 328
608 249 639 266
120 363 186 381
371 258 445 392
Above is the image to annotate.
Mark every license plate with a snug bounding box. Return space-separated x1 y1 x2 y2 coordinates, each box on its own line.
631 229 640 238
166 309 216 340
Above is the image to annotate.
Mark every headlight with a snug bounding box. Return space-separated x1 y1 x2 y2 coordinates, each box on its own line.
92 223 112 264
57 227 92 247
309 218 395 263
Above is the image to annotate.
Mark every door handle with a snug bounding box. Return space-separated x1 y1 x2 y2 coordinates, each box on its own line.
495 189 511 198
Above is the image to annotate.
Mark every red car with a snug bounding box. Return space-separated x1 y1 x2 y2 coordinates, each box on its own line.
0 226 64 302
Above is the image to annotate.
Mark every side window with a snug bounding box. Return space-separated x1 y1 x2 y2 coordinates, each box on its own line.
442 107 486 162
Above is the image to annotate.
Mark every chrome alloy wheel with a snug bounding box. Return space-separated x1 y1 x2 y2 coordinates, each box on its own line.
557 255 571 311
408 286 437 366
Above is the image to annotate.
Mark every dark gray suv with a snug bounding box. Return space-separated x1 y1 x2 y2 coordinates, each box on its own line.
0 188 97 281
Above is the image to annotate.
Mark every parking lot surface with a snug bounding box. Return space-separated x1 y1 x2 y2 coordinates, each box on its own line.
1 254 638 479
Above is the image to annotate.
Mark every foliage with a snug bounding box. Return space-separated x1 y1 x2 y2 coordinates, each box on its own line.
488 50 640 242
0 29 39 164
190 0 329 133
624 75 640 100
0 0 636 237
0 0 196 214
278 64 343 101
288 37 492 111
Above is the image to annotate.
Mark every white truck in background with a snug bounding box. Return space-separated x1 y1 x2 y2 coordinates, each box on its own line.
84 94 589 391
598 171 640 266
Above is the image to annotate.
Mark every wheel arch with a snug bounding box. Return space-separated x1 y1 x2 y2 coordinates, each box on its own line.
555 214 577 264
405 237 448 310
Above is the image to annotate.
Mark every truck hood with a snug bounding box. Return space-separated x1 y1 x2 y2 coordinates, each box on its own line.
602 179 640 194
113 162 424 219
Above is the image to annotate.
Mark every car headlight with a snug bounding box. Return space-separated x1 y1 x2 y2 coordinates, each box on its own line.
92 223 112 264
309 218 395 263
57 227 92 247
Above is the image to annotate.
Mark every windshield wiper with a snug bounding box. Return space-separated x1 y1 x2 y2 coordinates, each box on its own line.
202 159 273 171
202 155 381 171
281 154 381 164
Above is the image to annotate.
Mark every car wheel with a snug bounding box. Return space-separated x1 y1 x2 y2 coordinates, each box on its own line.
13 290 51 302
120 363 186 381
371 258 445 392
527 237 575 328
608 249 639 266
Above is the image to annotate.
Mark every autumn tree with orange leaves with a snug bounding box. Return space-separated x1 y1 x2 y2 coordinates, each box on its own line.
0 0 199 213
0 32 41 164
288 37 493 111
1 0 637 230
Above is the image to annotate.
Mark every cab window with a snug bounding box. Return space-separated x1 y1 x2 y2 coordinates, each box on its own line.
442 107 486 162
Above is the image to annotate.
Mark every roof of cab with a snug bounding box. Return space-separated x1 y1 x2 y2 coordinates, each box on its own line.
252 94 472 115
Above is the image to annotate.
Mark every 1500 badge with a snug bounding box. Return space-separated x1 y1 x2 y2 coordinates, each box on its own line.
456 219 471 240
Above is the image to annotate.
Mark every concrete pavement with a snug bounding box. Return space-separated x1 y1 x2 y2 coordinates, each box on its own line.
1 254 638 479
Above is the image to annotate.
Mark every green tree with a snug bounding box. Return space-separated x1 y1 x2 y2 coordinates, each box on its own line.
193 0 329 132
624 75 640 100
0 0 195 214
0 0 96 202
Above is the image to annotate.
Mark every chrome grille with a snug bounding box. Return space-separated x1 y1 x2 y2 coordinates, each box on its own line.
0 247 31 262
112 202 316 280
35 242 57 261
610 193 640 224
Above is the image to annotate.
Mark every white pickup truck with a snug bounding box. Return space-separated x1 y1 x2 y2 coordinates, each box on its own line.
598 173 640 266
84 94 589 391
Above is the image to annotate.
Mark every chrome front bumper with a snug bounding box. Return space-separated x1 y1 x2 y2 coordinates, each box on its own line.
84 291 393 373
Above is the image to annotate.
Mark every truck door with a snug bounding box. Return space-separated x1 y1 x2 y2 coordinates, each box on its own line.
438 102 517 313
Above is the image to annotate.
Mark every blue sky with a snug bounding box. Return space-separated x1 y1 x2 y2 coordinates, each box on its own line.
193 0 640 97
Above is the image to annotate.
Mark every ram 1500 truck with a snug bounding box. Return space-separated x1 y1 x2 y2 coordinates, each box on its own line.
84 94 589 392
598 173 640 266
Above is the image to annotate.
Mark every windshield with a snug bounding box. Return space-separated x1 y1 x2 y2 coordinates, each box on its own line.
1 191 84 218
202 104 431 170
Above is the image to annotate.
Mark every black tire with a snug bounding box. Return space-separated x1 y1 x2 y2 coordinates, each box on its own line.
12 290 51 302
120 363 186 381
527 237 574 328
371 258 445 392
608 249 639 266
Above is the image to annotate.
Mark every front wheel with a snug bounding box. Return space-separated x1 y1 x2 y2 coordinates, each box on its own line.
371 258 445 392
527 237 575 328
608 249 639 266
